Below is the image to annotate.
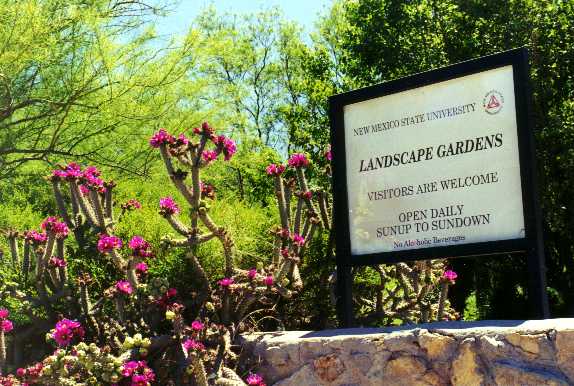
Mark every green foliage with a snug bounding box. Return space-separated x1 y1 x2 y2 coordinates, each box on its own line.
282 0 574 319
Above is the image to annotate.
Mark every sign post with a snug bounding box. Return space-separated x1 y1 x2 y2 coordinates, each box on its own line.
329 48 549 327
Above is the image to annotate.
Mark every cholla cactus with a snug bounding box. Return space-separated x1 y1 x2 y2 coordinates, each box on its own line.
0 308 14 374
271 147 457 327
150 124 287 383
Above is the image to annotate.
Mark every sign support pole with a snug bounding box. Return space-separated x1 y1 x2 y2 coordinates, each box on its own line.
526 247 549 319
336 263 354 328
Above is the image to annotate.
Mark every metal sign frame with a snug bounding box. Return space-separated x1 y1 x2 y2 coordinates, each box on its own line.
329 48 549 326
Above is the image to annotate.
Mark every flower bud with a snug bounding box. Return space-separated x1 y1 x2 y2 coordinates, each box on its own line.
166 310 176 320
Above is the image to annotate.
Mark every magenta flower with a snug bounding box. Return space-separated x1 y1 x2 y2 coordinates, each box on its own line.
116 280 133 295
159 196 180 215
63 162 82 180
266 163 285 176
128 236 153 258
1 319 13 333
212 135 237 161
135 262 148 274
191 320 204 331
247 268 257 280
52 319 84 347
52 169 67 179
222 137 237 161
126 199 142 209
48 257 67 268
443 270 458 282
177 133 189 145
79 184 90 196
83 166 101 178
97 234 122 254
246 373 265 386
218 278 234 288
194 121 214 136
288 153 309 168
302 191 313 200
41 217 69 238
121 361 139 377
182 338 205 352
280 248 289 258
292 233 305 247
202 150 218 163
25 230 47 244
149 128 175 148
263 275 274 287
121 360 155 385
166 288 178 298
0 309 9 319
325 145 332 161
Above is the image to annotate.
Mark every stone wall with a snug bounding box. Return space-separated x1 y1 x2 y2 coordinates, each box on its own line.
240 319 574 385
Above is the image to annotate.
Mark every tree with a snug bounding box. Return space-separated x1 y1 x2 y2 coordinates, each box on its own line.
287 0 574 318
0 0 187 178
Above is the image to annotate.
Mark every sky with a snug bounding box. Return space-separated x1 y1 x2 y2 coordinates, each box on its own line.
154 0 333 38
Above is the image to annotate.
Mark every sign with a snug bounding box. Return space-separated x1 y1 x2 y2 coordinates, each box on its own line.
329 48 549 325
343 65 524 255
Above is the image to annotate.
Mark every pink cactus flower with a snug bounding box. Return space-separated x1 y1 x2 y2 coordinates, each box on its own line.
292 233 305 247
166 288 178 298
280 248 289 258
218 278 234 288
1 320 13 333
302 191 313 200
128 236 153 258
52 319 84 347
149 128 175 148
247 268 257 280
0 309 9 319
63 162 82 179
126 199 142 209
325 145 332 161
135 262 148 274
222 137 237 161
48 257 67 268
246 373 265 386
52 169 68 179
25 230 47 244
159 196 180 215
182 338 205 352
121 360 155 385
41 217 69 238
266 163 285 176
263 275 274 287
79 184 90 196
191 320 204 331
97 234 122 254
116 280 133 295
288 153 309 168
194 121 214 136
177 133 189 145
443 270 458 282
202 150 218 163
279 228 290 238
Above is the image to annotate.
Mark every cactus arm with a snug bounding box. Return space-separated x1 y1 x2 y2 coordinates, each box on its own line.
52 181 74 228
274 176 290 230
318 190 331 230
8 232 19 267
70 181 98 227
192 356 209 386
89 189 106 229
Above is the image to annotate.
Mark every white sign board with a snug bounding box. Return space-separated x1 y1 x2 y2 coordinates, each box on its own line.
343 65 525 255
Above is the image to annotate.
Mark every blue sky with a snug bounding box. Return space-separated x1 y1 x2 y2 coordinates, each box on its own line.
155 0 333 37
